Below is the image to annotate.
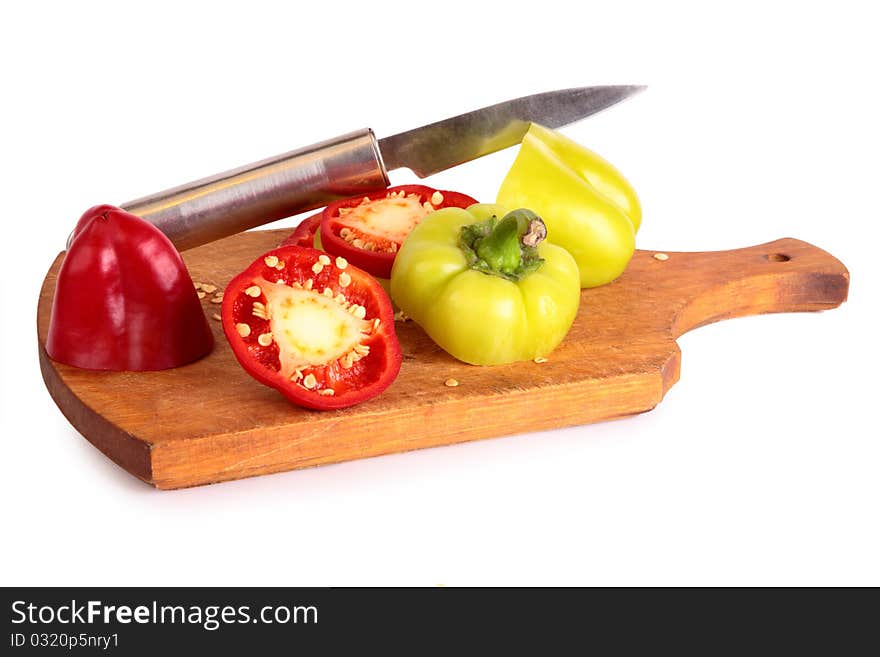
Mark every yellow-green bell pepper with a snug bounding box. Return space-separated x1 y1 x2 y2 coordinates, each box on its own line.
497 123 642 288
390 204 580 366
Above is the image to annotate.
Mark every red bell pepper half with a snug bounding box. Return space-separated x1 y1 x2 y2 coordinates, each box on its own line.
319 185 478 278
221 245 401 410
46 205 214 370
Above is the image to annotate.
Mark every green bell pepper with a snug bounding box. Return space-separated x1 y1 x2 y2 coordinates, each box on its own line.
390 204 580 366
497 123 642 288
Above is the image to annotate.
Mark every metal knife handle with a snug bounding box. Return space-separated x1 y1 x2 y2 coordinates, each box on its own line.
120 128 389 251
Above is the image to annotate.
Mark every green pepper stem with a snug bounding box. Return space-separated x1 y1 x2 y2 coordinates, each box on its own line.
459 209 547 281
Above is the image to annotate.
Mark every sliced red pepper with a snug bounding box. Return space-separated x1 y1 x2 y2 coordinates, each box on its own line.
221 246 401 410
280 212 322 248
320 185 478 278
46 205 214 371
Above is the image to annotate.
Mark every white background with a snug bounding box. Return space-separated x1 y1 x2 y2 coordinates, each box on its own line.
1 1 877 586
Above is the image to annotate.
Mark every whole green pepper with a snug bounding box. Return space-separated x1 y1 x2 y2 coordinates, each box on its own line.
497 123 642 288
390 204 580 366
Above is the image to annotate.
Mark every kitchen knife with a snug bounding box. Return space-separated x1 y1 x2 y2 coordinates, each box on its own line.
119 85 644 251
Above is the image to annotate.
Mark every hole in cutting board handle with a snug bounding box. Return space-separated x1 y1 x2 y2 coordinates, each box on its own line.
765 253 791 262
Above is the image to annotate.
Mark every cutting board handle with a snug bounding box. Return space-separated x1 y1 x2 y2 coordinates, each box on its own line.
644 238 849 337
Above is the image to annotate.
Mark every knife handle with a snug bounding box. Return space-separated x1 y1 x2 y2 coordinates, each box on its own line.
118 128 389 251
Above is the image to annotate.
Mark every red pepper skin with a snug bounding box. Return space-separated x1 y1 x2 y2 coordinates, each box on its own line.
46 205 214 371
320 185 478 279
280 212 322 248
221 245 401 410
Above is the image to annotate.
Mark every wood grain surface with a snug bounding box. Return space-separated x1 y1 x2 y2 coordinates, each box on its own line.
37 230 849 489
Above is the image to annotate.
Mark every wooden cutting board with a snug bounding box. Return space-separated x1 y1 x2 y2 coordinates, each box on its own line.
37 229 849 489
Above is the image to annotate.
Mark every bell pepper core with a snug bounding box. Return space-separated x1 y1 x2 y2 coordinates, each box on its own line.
318 185 478 279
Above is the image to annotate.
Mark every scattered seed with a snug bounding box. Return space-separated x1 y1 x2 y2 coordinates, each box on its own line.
318 389 335 396
257 332 273 346
444 378 459 387
334 293 347 305
354 344 370 355
340 228 352 239
245 285 262 298
264 255 279 268
291 368 304 382
423 201 433 211
335 256 348 269
352 238 365 249
312 262 324 274
323 287 334 297
339 271 351 288
302 373 317 389
235 323 251 337
211 313 222 321
534 357 548 364
197 291 206 299
194 282 202 290
210 294 223 304
373 318 381 332
275 260 285 270
431 191 444 206
201 284 217 294
352 305 366 319
394 310 409 322
318 254 331 266
304 279 313 290
653 253 669 261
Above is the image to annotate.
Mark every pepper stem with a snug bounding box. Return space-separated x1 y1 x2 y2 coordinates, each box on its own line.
459 209 547 281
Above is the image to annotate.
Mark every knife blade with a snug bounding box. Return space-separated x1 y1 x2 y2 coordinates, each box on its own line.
120 85 644 251
379 85 645 177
